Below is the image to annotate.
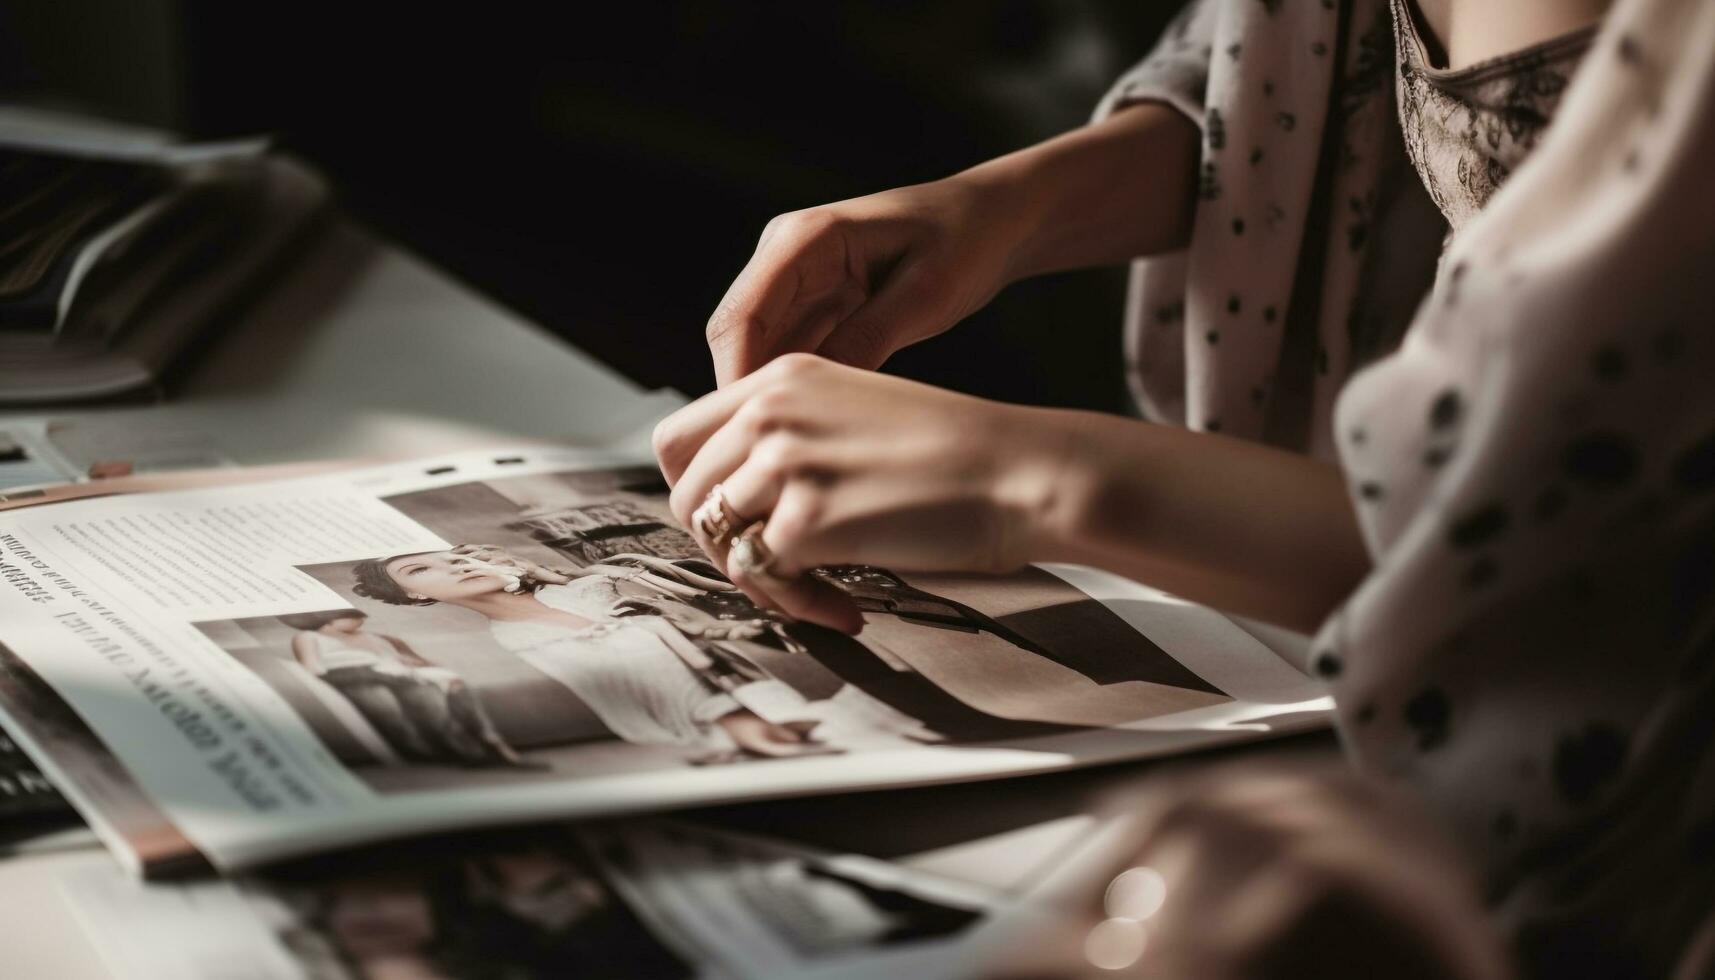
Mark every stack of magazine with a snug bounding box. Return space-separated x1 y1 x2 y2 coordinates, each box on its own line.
0 447 1331 978
0 113 328 405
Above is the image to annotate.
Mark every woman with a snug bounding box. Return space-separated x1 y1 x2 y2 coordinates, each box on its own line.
349 548 915 762
651 0 1715 975
450 543 940 746
283 610 528 768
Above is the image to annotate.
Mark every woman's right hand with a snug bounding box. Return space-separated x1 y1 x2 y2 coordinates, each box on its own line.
706 175 1027 386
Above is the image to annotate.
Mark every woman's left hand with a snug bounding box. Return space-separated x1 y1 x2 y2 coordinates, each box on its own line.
993 763 1513 980
652 354 1071 631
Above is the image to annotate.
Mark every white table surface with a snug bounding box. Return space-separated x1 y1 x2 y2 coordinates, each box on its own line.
0 220 685 466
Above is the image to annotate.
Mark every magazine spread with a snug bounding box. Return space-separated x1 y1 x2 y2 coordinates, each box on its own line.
0 447 1330 874
59 819 1012 980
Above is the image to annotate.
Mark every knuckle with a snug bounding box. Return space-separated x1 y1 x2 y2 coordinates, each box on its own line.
651 419 685 468
805 211 851 244
757 209 832 254
738 386 796 429
769 351 825 380
704 306 753 348
774 208 837 240
668 484 695 526
750 433 806 480
770 494 824 549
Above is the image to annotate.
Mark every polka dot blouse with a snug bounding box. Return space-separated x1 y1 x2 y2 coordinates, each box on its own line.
1096 0 1715 974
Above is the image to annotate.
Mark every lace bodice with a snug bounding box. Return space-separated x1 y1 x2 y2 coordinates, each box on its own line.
1392 0 1595 234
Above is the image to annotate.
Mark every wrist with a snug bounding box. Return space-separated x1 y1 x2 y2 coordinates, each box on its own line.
990 406 1122 568
947 152 1056 291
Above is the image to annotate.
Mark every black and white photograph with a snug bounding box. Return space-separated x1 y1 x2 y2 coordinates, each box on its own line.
59 820 995 980
256 830 700 980
191 465 1231 792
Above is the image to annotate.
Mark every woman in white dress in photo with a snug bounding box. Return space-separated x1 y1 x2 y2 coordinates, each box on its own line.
283 609 529 767
349 547 929 762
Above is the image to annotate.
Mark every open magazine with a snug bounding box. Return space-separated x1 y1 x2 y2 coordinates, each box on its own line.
59 818 1015 980
0 447 1330 875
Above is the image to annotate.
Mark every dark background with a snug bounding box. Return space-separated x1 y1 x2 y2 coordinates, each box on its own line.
1 1 1178 411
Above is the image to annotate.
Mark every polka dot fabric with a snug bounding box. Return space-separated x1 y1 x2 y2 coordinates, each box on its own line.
1101 0 1715 974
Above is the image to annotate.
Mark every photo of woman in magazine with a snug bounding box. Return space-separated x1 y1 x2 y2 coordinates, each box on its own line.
281 609 532 769
167 463 1243 795
382 468 1230 733
349 545 941 764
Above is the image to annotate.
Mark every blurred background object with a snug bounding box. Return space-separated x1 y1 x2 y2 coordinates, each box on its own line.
0 1 1180 412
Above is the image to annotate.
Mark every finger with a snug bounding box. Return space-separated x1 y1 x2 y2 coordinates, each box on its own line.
817 259 950 370
666 407 783 530
736 498 864 634
728 561 864 634
709 217 862 387
716 445 788 530
653 355 822 486
706 234 808 388
680 437 794 572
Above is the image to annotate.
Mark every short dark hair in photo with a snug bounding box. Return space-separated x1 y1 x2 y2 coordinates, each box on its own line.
351 554 438 606
277 609 368 631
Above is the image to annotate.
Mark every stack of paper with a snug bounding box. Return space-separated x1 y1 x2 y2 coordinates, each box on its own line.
0 117 328 405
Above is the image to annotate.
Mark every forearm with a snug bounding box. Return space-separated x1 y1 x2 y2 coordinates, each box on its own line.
959 102 1201 283
1024 410 1371 634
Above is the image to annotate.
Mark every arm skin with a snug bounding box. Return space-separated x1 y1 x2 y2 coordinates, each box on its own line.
967 105 1364 631
1027 408 1370 635
971 100 1203 282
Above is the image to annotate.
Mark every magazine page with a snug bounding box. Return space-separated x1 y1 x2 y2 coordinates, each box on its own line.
59 819 1005 980
0 642 200 873
0 447 1330 873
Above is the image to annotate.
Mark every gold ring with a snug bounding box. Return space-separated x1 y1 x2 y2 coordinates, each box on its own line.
729 521 779 577
692 484 743 547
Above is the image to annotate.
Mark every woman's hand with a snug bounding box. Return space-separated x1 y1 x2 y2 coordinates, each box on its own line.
706 103 1202 386
706 175 1025 386
450 544 572 586
654 354 1071 631
996 763 1512 980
